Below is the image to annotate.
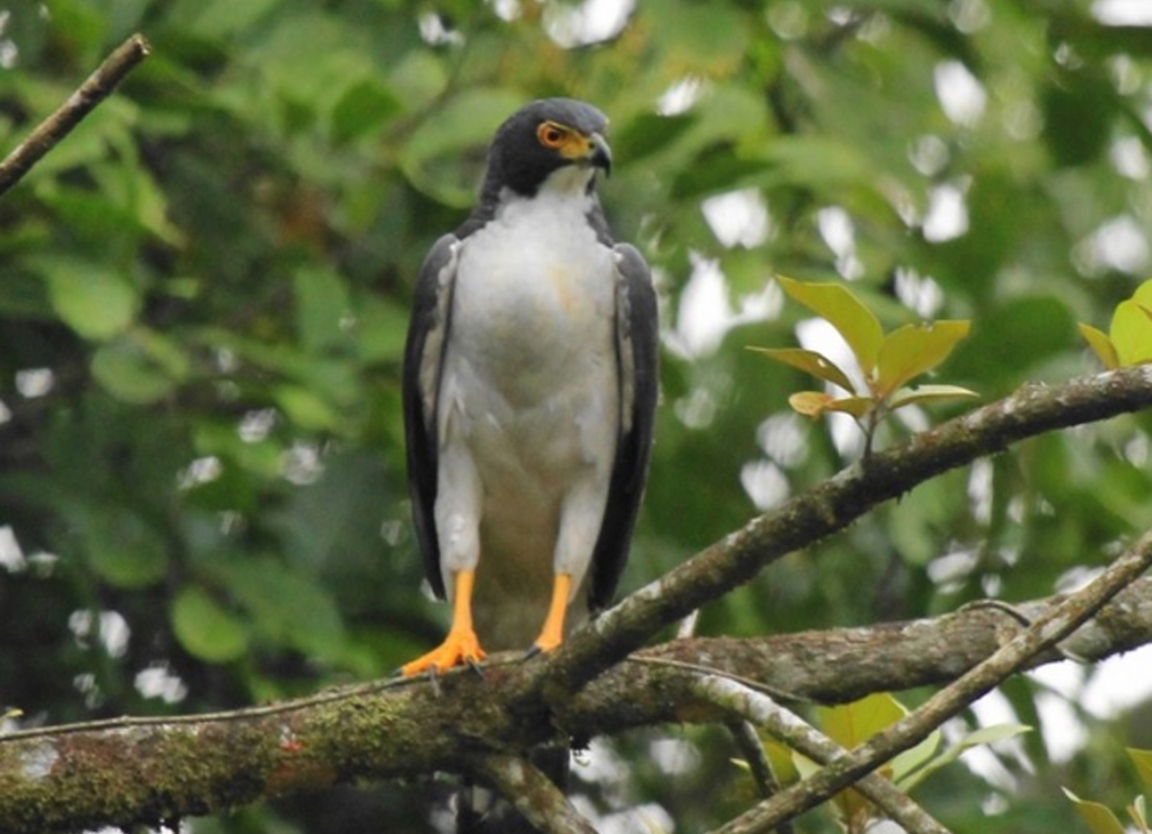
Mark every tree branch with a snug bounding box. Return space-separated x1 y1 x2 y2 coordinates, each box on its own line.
5 370 1152 832
0 33 151 197
539 366 1152 697
4 573 1152 833
473 754 598 834
698 677 952 834
709 527 1152 834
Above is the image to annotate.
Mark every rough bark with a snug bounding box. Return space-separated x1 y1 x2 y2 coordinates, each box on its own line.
3 574 1152 833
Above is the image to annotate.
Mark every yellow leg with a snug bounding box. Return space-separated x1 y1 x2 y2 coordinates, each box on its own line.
400 570 487 677
532 572 573 654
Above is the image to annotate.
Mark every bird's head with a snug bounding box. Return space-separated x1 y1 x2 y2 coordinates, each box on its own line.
483 98 612 199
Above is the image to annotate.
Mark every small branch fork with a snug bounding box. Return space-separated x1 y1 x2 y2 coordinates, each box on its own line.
473 755 597 834
704 527 1152 834
705 679 950 834
0 33 151 197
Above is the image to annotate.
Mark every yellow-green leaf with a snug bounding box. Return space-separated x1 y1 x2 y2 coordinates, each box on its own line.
888 384 979 411
748 346 857 393
1063 788 1127 834
776 276 884 372
789 390 835 417
1131 795 1148 833
1134 278 1152 310
818 693 906 751
824 396 876 418
896 723 1031 789
1079 323 1119 369
1111 299 1152 366
875 320 970 396
891 728 943 788
1129 748 1152 788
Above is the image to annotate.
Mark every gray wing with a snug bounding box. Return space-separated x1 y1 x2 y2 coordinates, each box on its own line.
588 242 659 609
402 234 461 601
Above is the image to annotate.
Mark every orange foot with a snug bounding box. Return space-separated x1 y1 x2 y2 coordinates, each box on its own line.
400 627 487 677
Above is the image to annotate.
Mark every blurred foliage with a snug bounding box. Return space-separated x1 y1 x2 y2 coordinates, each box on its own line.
3 0 1152 831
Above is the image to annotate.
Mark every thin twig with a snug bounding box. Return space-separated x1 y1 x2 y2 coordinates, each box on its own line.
706 679 951 834
0 33 151 197
727 721 795 834
728 721 783 801
706 528 1152 834
473 754 597 834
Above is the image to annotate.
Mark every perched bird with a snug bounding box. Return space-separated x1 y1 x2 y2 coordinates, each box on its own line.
400 98 658 678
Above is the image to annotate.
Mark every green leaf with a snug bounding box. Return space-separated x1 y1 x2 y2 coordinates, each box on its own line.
1062 788 1128 834
1079 323 1119 370
891 728 943 786
85 514 170 589
612 112 697 163
32 256 139 340
399 88 525 206
222 558 346 658
331 78 401 145
273 384 345 431
294 264 350 353
875 320 971 396
171 586 250 663
1129 748 1152 788
776 276 884 373
748 346 858 393
91 329 190 405
173 0 283 37
888 384 979 411
355 296 411 363
902 723 1032 789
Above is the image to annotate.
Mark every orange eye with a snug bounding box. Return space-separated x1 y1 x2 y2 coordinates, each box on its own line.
537 122 568 148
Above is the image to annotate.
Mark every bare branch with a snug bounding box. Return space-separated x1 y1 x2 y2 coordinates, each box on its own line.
699 677 952 834
726 722 794 834
473 754 598 834
0 33 151 196
708 527 1152 834
540 366 1152 697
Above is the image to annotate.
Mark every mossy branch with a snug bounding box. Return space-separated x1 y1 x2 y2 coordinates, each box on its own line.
3 370 1152 832
3 573 1152 833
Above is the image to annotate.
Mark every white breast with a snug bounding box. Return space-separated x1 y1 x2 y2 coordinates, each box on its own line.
435 187 621 647
449 191 616 409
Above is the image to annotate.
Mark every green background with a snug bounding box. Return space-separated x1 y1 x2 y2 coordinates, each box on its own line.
2 1 1152 831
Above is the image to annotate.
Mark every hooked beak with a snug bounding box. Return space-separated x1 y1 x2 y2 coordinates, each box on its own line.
587 132 613 176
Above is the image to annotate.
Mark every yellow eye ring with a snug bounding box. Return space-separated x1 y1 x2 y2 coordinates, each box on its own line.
537 121 569 149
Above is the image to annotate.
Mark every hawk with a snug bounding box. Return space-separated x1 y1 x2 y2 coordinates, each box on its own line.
401 98 658 677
